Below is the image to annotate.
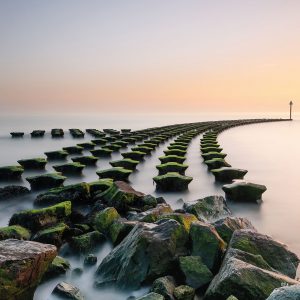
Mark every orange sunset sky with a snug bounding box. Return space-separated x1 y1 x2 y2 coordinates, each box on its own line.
0 0 300 113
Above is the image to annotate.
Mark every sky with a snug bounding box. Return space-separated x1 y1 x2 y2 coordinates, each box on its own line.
0 0 300 114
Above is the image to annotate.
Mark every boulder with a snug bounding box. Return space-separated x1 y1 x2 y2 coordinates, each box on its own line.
201 152 227 161
156 162 188 176
108 218 137 245
190 221 226 272
44 150 68 160
9 201 72 231
266 285 300 300
158 213 198 232
43 255 70 280
17 158 47 170
184 195 231 222
51 128 64 137
211 167 248 182
179 256 213 289
0 165 24 180
201 147 223 154
229 229 299 278
159 155 186 164
26 173 66 190
212 217 256 243
62 146 84 154
150 276 176 300
89 179 113 197
137 293 165 300
205 158 231 170
173 285 195 300
163 149 187 157
167 145 188 151
222 181 267 202
77 142 96 149
122 151 147 161
0 185 30 200
31 130 45 137
53 162 85 174
0 225 31 241
95 220 189 289
94 207 120 234
129 204 173 222
153 172 193 192
71 155 98 165
96 167 132 181
10 132 24 138
69 128 85 138
91 138 107 145
90 148 113 157
52 281 84 300
69 231 104 253
110 158 140 170
106 143 123 151
131 146 153 154
34 183 90 206
0 239 56 299
84 254 97 266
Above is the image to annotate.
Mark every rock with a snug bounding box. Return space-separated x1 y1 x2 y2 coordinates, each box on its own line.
17 158 47 170
10 132 24 137
43 256 70 280
9 201 72 231
96 167 132 181
201 147 223 154
158 213 198 232
31 130 45 137
77 142 96 149
190 221 226 272
141 194 158 208
52 281 84 300
163 149 187 156
35 183 90 206
32 222 69 247
168 145 188 151
184 195 231 222
95 220 189 289
150 276 176 300
226 297 238 300
211 167 248 182
204 253 300 300
122 151 147 161
229 229 299 278
108 218 137 245
53 162 85 174
44 150 68 160
137 293 165 300
26 173 66 190
91 138 107 145
90 148 113 157
0 225 31 240
266 285 300 300
71 155 98 165
0 239 57 299
0 185 30 200
153 172 193 192
179 256 213 289
86 129 106 137
173 285 195 300
212 217 256 243
110 158 140 170
62 146 84 154
71 267 83 278
159 155 186 164
51 128 64 137
201 152 227 161
156 163 188 176
69 128 85 138
84 254 97 266
106 143 123 151
129 204 173 222
0 165 24 180
222 181 267 202
131 146 153 154
69 231 104 253
205 158 231 170
89 179 113 197
94 207 120 233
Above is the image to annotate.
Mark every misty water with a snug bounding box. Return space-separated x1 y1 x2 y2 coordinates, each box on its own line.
0 113 299 299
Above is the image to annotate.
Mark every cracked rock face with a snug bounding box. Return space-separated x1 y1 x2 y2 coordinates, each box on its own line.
0 239 57 300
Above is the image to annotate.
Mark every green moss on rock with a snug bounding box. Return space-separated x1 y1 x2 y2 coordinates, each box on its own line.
0 225 31 241
110 158 140 170
156 162 188 175
159 155 186 164
94 207 120 234
0 165 24 180
153 172 193 192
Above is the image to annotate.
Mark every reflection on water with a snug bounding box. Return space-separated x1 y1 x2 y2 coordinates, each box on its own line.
0 114 300 298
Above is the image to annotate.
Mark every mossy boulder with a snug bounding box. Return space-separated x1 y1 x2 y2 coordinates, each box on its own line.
90 148 113 157
201 152 227 161
131 146 153 154
88 179 113 196
53 162 85 174
32 222 69 247
205 158 231 169
158 213 198 232
9 201 72 231
35 182 90 206
211 167 247 182
0 225 31 241
86 129 106 137
17 158 47 170
84 254 97 266
52 281 84 300
156 162 188 176
159 155 186 164
105 143 123 151
110 158 140 170
10 132 24 137
153 172 193 192
184 195 231 222
0 239 57 300
213 217 256 243
31 130 45 137
200 142 220 148
266 285 300 300
0 185 30 200
76 142 96 149
190 221 227 272
62 146 84 154
96 167 132 181
0 165 24 180
51 128 64 137
95 220 189 289
43 255 70 280
91 138 107 145
137 293 165 300
122 151 147 161
71 155 98 165
69 231 105 253
201 147 223 154
69 128 85 138
44 150 68 160
130 204 173 223
173 285 195 300
109 218 137 245
26 172 66 190
150 275 176 300
167 145 188 151
179 256 213 289
222 181 267 202
94 207 120 234
163 149 187 156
